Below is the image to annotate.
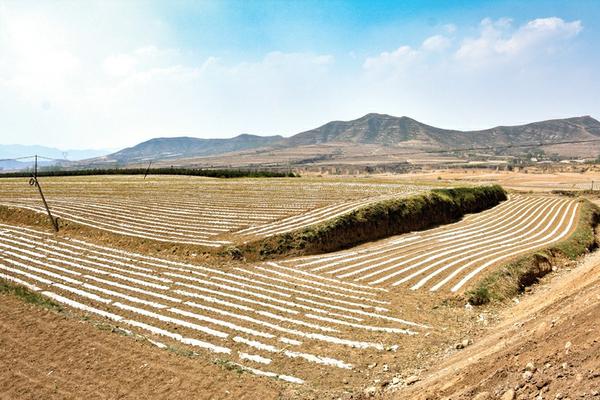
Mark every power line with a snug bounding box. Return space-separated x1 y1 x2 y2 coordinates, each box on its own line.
0 154 68 163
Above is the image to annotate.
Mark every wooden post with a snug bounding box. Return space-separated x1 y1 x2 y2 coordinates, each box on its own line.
33 179 59 232
144 160 152 179
29 155 59 232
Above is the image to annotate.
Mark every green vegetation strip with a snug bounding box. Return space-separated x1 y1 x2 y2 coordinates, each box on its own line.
0 168 297 179
467 198 600 305
243 185 507 259
0 278 62 311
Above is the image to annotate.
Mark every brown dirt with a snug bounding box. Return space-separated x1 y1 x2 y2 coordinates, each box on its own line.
0 293 291 400
385 167 600 192
1 173 599 399
386 249 600 399
0 175 429 261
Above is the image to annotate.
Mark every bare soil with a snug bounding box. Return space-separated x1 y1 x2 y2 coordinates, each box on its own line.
388 249 600 400
1 172 599 399
0 293 291 400
2 233 598 399
384 167 600 192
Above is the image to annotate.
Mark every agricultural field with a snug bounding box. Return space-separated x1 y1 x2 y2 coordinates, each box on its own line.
0 222 433 387
281 194 580 292
388 168 600 192
0 175 429 247
0 175 590 396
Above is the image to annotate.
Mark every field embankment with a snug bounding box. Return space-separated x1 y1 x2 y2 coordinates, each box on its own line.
242 185 507 259
467 198 600 305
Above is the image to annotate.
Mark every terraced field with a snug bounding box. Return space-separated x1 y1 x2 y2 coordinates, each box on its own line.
0 187 586 391
0 223 431 385
0 176 428 247
281 195 580 292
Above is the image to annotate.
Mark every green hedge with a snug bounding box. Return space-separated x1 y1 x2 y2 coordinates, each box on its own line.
246 185 507 258
0 167 297 179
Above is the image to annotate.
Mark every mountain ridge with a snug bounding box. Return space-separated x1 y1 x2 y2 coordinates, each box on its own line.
108 133 285 163
79 114 600 165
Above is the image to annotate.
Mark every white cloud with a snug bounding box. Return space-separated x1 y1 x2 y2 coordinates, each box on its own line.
363 46 419 75
422 35 452 52
0 8 81 104
103 54 137 76
0 3 594 151
499 17 582 55
78 50 339 147
363 34 452 77
355 16 592 134
456 17 582 65
443 24 457 34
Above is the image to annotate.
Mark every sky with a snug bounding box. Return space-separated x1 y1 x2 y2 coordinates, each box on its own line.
0 0 599 150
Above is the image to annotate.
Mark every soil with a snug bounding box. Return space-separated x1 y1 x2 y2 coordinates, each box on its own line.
2 236 599 399
1 172 599 399
387 249 600 400
0 293 293 400
386 167 600 192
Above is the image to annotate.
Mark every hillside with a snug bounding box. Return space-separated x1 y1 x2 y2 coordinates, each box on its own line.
92 114 600 165
288 114 600 149
285 113 451 146
107 134 285 163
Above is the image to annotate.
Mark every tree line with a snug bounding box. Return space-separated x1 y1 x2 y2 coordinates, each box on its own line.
0 167 298 179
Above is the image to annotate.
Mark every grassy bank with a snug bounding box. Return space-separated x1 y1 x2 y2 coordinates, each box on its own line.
241 185 507 259
467 198 600 305
0 278 62 311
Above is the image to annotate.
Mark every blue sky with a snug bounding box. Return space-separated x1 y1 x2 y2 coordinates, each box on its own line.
0 0 599 150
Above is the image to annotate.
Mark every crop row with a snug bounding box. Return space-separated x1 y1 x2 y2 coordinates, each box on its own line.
283 195 579 292
0 223 427 383
0 177 427 246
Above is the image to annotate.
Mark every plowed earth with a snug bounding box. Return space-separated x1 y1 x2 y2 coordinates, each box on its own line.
0 186 596 399
0 176 428 247
389 248 600 400
283 194 579 292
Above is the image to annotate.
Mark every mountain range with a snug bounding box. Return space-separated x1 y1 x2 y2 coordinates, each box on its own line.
108 134 285 163
0 145 115 171
5 114 600 171
97 114 600 166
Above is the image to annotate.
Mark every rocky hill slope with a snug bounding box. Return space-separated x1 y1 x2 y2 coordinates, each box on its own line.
95 114 600 164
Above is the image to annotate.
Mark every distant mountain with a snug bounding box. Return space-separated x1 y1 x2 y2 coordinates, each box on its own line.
0 144 116 171
287 113 600 149
287 113 450 146
441 115 600 149
96 114 600 165
107 134 285 163
0 144 115 161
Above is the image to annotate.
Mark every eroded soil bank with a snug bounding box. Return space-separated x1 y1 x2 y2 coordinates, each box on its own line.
388 249 600 400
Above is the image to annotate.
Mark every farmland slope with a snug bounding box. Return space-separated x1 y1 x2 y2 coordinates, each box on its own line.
0 176 429 251
243 185 507 259
0 194 598 399
391 247 600 400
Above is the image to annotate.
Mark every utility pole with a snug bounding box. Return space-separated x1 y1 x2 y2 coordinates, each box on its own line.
144 160 152 179
29 155 59 232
